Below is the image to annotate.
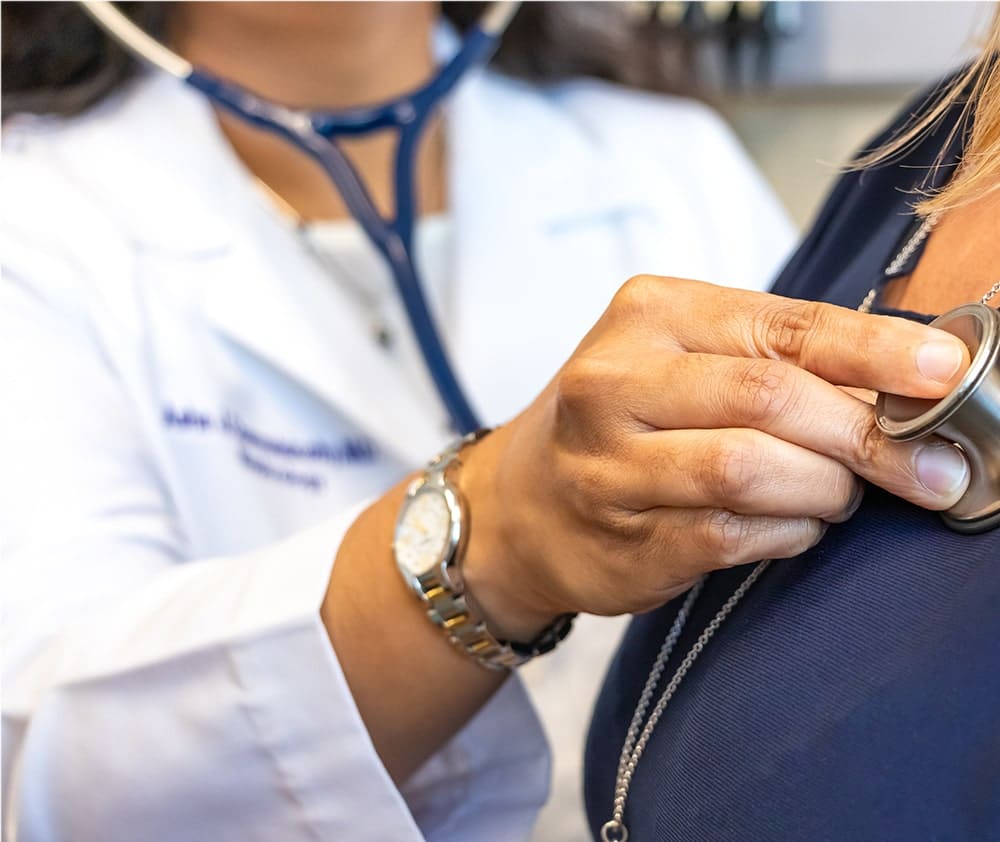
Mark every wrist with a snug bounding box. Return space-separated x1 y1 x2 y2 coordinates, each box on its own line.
458 425 562 642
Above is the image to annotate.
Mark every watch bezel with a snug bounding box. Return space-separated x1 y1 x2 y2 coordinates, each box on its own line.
393 475 467 597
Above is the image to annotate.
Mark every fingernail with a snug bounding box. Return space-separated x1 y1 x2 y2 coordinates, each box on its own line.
915 443 969 498
916 339 964 384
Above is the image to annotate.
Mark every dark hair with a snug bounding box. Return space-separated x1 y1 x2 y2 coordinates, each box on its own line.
1 2 696 120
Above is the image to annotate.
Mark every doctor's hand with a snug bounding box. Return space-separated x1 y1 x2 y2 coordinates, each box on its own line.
460 276 972 638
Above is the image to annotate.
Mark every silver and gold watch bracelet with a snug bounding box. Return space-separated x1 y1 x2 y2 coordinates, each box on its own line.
403 430 575 672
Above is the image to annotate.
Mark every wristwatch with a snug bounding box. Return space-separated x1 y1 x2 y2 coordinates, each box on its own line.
393 430 575 671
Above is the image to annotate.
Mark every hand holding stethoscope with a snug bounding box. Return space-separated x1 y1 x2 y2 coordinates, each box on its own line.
438 275 977 639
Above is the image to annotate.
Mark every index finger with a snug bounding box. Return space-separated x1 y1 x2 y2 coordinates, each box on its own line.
660 279 970 399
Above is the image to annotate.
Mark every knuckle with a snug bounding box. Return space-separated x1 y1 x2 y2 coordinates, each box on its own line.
554 360 590 414
617 510 650 547
555 448 627 530
603 508 651 552
626 519 693 604
730 359 794 425
850 413 886 466
567 457 613 514
583 510 657 601
703 432 763 503
613 274 663 319
554 356 616 422
704 509 755 566
755 300 820 361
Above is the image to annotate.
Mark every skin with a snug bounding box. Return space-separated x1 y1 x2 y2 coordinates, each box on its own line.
172 2 446 220
882 189 1000 313
172 2 986 784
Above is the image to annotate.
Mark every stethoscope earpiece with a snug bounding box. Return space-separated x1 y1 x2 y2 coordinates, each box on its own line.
877 303 1000 534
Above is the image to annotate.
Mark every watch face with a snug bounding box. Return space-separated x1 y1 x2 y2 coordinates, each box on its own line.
395 487 453 579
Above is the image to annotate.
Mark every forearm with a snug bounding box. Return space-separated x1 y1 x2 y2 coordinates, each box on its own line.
322 469 503 783
322 423 560 783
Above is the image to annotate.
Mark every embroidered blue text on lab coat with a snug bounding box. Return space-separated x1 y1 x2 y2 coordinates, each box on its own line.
163 405 377 491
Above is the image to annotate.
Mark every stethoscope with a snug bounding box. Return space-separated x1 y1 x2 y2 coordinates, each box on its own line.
877 303 1000 534
80 0 521 436
79 2 1000 532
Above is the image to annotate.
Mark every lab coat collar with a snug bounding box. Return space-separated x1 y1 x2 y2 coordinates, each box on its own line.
72 72 242 256
98 67 642 256
91 73 447 464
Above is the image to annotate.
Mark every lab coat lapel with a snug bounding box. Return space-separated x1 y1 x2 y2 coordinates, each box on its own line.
110 79 447 467
65 76 433 461
198 211 448 468
108 75 440 467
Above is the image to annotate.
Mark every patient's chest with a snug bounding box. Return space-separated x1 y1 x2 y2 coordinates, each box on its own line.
585 486 1000 841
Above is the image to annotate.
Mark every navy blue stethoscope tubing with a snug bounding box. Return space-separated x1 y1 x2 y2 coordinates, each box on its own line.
131 25 497 440
184 27 499 435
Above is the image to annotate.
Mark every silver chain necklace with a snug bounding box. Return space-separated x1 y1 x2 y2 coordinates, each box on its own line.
859 213 1000 314
600 561 771 842
601 213 999 842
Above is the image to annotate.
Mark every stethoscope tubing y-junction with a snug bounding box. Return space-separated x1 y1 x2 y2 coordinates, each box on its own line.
185 29 501 435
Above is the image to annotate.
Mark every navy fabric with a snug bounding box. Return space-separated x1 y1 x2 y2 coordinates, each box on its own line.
584 84 1000 840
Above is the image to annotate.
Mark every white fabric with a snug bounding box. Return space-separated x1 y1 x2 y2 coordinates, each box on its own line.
301 215 455 414
0 62 794 842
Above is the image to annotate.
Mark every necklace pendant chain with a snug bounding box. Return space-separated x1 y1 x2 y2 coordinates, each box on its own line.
604 560 772 841
861 213 1000 312
884 213 938 277
981 279 1000 306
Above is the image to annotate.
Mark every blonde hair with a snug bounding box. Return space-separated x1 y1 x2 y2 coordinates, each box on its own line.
855 5 1000 216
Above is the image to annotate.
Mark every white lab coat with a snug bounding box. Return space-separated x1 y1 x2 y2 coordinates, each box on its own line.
0 64 793 842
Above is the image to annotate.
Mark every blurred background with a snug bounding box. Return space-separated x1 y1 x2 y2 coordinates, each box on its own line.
670 0 992 228
451 0 991 234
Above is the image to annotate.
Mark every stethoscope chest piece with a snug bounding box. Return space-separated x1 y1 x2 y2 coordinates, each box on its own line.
876 303 1000 534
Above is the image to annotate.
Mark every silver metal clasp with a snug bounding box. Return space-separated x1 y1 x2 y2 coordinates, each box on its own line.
600 820 629 842
876 303 1000 533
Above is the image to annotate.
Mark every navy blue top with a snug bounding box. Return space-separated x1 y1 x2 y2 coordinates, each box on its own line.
584 85 1000 840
